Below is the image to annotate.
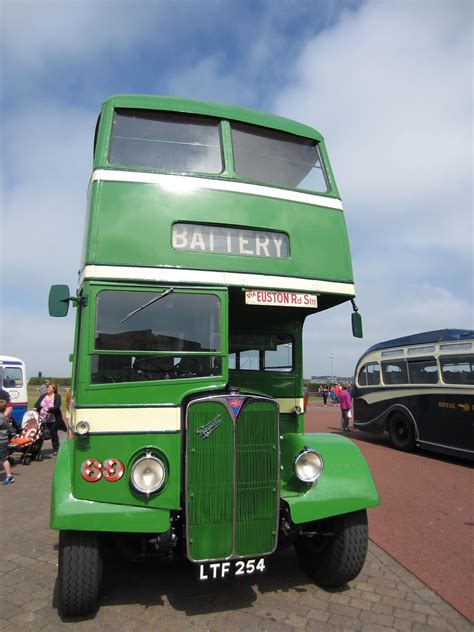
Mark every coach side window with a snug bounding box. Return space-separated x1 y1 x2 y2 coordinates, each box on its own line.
382 360 408 385
407 359 439 384
358 362 380 386
440 355 474 385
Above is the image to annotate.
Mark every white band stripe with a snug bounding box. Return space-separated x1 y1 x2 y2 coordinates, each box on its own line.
79 265 355 297
91 169 343 211
72 399 305 433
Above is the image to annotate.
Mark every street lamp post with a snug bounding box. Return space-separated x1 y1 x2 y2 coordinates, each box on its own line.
330 354 334 381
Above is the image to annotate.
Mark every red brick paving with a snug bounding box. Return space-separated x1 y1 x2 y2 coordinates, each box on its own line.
305 402 474 623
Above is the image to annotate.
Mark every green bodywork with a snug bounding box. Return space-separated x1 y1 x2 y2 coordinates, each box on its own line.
50 95 380 551
280 433 380 523
51 440 171 532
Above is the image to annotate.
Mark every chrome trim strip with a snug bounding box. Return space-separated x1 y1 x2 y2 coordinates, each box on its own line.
417 439 473 455
79 264 355 297
91 169 344 210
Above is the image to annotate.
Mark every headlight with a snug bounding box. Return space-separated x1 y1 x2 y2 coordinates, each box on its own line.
294 449 323 484
76 420 90 436
130 452 166 496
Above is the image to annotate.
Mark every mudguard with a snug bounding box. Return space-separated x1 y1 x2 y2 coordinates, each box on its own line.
50 438 171 533
280 433 380 524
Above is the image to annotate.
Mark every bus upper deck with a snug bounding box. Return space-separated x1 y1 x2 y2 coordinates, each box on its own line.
83 95 355 312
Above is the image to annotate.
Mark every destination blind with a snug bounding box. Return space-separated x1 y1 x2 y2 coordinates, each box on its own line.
172 223 289 259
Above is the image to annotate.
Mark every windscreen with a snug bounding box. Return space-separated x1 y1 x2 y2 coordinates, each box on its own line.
91 290 221 383
231 122 328 192
109 109 223 174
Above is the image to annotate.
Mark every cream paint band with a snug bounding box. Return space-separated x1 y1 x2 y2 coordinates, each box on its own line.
72 398 304 433
359 387 473 405
91 169 344 211
72 407 181 433
79 264 355 297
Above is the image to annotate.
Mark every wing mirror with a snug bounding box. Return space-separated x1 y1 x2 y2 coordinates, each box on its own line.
49 285 72 317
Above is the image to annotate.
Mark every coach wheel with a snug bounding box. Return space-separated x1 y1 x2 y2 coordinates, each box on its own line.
388 413 415 452
58 531 102 617
295 509 368 587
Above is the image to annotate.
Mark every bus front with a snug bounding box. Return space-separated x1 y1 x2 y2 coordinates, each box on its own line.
49 95 379 617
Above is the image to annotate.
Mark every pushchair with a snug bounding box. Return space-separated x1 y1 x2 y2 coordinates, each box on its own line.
8 410 47 465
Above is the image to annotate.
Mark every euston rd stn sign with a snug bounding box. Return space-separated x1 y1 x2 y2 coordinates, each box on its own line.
245 290 317 308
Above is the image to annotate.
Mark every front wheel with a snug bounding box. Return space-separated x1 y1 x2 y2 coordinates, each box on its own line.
388 413 415 452
58 531 102 617
295 509 368 587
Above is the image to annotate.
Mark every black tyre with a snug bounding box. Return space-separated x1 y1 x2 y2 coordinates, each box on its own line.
58 531 102 617
295 509 368 587
388 413 415 451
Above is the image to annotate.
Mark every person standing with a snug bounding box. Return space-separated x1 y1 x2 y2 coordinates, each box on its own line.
0 387 14 484
322 384 329 406
339 383 353 432
34 383 62 455
38 379 50 397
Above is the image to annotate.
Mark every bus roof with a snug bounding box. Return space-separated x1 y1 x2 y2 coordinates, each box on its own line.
102 95 324 142
0 355 25 365
365 329 474 354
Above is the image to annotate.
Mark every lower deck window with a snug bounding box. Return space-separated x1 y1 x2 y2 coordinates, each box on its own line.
229 334 293 372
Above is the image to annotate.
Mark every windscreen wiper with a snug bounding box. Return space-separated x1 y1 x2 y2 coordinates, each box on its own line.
119 288 174 324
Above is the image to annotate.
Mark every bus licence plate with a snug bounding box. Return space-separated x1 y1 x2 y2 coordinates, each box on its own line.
198 557 267 580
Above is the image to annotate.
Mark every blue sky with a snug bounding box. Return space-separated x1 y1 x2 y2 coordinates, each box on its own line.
1 0 472 379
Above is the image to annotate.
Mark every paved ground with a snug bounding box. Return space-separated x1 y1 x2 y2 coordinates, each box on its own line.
305 403 474 623
1 443 471 630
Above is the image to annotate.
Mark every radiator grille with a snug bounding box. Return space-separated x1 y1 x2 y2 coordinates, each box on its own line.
186 395 279 561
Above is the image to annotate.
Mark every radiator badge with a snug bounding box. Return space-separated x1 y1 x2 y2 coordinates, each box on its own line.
197 415 221 439
228 397 245 421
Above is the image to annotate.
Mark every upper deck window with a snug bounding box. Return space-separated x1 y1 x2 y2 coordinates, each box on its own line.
109 109 223 174
231 122 328 192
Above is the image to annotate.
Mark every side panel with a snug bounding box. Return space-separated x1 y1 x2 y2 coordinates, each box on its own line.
71 432 181 509
280 433 380 524
50 439 171 532
354 387 474 454
85 181 353 283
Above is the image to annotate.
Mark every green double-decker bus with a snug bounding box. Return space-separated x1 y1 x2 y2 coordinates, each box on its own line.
49 95 380 616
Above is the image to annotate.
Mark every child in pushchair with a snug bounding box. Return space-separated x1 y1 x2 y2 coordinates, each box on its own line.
8 410 48 465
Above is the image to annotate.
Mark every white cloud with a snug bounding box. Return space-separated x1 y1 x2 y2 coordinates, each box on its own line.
275 0 473 376
1 0 157 71
1 0 472 379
